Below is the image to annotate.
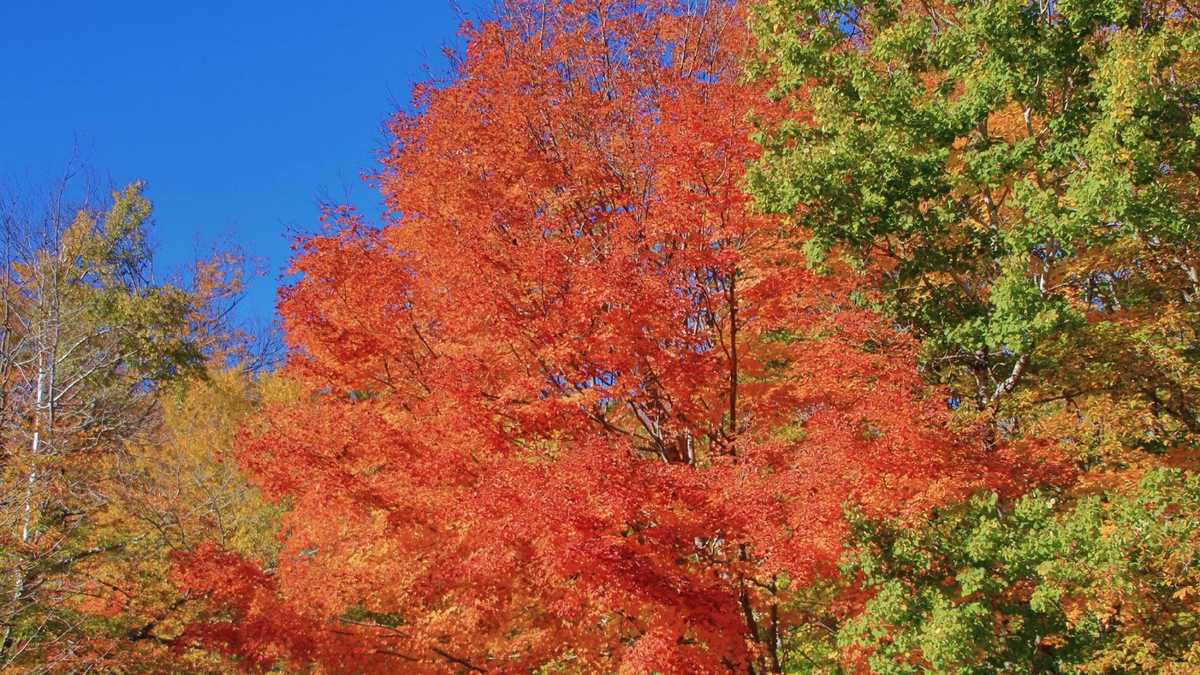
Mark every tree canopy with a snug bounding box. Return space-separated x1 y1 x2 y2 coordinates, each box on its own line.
4 1 1200 673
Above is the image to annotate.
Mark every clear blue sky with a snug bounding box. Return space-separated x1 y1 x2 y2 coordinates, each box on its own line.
0 1 464 326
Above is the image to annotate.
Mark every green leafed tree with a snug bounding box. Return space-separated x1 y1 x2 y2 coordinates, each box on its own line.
748 0 1200 454
815 468 1200 673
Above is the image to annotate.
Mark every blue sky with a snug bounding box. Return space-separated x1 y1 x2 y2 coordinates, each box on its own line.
0 1 464 326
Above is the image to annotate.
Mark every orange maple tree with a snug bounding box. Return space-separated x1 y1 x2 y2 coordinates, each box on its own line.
175 1 1040 671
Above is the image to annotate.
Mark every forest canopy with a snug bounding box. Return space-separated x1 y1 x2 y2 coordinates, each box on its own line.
2 0 1198 673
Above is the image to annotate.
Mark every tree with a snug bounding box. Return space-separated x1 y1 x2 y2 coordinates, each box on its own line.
746 2 1200 670
748 0 1200 456
64 366 284 672
177 1 1033 671
0 174 204 667
822 468 1200 673
0 172 274 670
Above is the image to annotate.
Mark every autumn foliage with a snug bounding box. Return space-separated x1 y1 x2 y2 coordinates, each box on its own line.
7 0 1200 672
171 1 1040 671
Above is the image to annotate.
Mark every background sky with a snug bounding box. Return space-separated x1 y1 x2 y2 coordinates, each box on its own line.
0 1 465 329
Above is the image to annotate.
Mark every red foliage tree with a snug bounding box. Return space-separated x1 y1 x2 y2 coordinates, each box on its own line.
175 1 1035 671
